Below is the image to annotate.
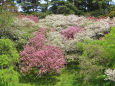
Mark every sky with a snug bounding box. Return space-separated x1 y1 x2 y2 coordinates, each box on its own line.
17 0 115 12
111 0 115 4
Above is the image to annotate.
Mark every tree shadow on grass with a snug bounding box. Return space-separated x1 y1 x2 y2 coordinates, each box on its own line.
19 73 60 86
19 62 79 86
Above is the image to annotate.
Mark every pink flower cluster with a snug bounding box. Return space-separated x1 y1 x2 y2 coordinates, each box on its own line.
61 26 82 40
20 28 66 75
18 15 38 23
99 37 102 40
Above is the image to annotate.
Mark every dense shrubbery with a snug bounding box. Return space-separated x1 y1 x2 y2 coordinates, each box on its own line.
32 12 51 19
20 28 66 75
107 7 115 18
18 15 38 23
0 39 19 86
0 12 15 39
105 69 115 82
61 26 82 40
0 12 115 86
76 27 115 85
51 1 78 15
39 14 110 52
0 13 39 51
0 39 19 66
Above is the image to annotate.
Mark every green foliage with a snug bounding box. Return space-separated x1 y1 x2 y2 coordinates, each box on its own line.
0 39 19 86
0 67 19 86
78 27 115 68
57 5 75 14
107 6 115 18
0 12 38 51
0 39 19 66
17 0 40 12
19 63 78 86
90 10 106 17
32 12 51 19
0 12 14 26
102 27 115 68
13 26 37 51
0 0 17 12
51 1 78 15
108 10 115 18
0 12 17 40
76 27 115 85
77 41 108 84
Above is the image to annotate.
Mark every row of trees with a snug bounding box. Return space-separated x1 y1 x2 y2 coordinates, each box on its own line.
0 0 115 16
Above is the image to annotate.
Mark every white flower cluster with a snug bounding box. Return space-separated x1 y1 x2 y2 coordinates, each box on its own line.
39 14 110 51
13 14 110 53
105 69 115 82
108 17 115 27
79 18 110 36
39 14 84 31
47 31 66 49
13 17 36 27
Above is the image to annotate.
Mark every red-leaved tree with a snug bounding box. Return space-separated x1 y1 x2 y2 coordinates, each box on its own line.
20 28 66 75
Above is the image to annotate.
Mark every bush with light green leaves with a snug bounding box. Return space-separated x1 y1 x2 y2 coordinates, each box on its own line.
0 39 19 86
76 27 115 86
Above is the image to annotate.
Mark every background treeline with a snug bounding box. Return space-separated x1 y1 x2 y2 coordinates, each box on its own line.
0 0 115 18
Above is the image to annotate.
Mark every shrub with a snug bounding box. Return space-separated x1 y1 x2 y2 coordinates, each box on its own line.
0 12 15 39
38 14 110 53
0 67 19 86
76 27 115 85
39 15 83 31
61 26 82 40
107 7 115 18
0 12 14 27
105 69 115 82
90 10 106 17
20 28 66 75
0 12 39 51
13 17 35 27
47 31 65 49
32 12 50 19
108 11 115 18
76 40 112 85
18 15 38 23
0 39 19 86
102 27 115 67
0 39 19 66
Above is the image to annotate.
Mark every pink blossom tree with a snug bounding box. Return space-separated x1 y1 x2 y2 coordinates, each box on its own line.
20 28 66 75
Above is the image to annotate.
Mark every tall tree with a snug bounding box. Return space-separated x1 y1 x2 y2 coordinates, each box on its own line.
50 0 78 14
40 0 51 12
68 0 112 12
17 0 40 12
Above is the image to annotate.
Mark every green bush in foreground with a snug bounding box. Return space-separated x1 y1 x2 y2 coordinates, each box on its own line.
76 27 115 86
0 39 19 86
0 67 19 86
